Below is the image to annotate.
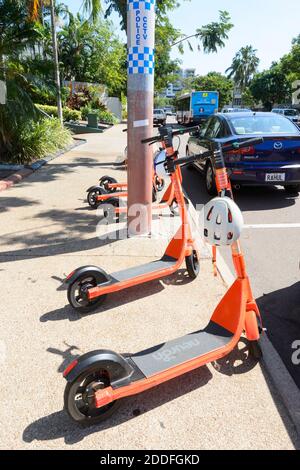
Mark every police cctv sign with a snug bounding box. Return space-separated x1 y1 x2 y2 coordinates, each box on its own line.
127 0 155 75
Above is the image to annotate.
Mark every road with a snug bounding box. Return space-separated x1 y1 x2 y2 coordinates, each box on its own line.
176 127 300 389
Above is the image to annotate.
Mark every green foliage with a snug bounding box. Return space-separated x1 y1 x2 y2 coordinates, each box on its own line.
279 37 300 84
250 66 291 110
241 88 255 108
35 104 81 121
154 96 174 108
0 115 72 164
190 72 233 109
154 16 181 92
103 0 183 31
81 106 118 124
195 11 233 54
226 46 260 90
58 13 126 98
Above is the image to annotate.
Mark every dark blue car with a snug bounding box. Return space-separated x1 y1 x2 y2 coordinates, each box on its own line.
187 112 300 195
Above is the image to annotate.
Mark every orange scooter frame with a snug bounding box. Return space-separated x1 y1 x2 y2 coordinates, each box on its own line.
65 126 201 315
63 135 264 426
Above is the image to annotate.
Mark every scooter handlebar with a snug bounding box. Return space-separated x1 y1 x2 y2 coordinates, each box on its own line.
168 137 264 170
141 125 200 145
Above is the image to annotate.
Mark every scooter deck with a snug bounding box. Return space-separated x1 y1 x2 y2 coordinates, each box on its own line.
109 255 177 284
130 321 233 378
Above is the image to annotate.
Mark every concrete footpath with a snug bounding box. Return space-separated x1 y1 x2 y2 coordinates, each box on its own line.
0 125 299 449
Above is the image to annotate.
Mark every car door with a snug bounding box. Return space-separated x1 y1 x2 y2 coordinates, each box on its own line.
187 119 209 156
194 117 222 171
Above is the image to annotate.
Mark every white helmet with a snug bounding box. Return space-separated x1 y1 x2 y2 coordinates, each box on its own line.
154 150 168 178
204 197 244 246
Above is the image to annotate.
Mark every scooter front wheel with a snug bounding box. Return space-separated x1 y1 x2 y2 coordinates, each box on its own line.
67 272 108 314
186 250 200 279
99 176 118 193
64 368 121 425
87 187 107 209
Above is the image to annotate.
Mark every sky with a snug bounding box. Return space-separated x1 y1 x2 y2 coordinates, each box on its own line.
63 0 300 75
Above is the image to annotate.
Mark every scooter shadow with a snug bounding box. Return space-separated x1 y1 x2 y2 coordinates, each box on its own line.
41 270 193 323
22 365 213 446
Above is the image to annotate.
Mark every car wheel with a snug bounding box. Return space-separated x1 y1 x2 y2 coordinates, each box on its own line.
205 161 217 195
284 184 300 195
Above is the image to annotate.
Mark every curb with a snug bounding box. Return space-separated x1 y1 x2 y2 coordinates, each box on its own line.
0 138 86 193
215 247 300 437
187 198 300 437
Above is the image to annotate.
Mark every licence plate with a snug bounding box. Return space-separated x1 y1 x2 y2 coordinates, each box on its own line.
265 173 286 182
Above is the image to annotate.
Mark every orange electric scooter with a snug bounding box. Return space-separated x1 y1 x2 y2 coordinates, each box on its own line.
63 136 264 426
86 126 200 216
65 126 201 314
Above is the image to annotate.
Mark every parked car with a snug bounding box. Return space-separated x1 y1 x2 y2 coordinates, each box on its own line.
153 109 166 126
164 107 174 116
221 107 252 113
272 108 300 126
186 112 300 195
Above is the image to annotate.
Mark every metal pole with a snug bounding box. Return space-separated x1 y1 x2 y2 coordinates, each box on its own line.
50 0 63 125
127 0 155 236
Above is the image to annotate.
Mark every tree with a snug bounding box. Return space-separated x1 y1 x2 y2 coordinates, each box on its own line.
190 72 233 109
173 10 233 53
23 0 102 123
226 45 259 91
250 65 291 110
58 13 126 97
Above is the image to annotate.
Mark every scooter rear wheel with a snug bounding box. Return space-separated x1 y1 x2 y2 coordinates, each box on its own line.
64 368 121 425
87 187 107 209
99 176 118 193
67 272 108 314
186 250 200 279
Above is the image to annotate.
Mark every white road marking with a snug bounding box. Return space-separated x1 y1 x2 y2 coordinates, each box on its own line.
244 223 300 229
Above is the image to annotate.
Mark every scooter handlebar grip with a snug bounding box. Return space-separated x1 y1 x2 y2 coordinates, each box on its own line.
141 125 200 144
172 125 200 137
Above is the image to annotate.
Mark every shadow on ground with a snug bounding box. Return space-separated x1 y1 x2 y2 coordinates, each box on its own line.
257 282 300 389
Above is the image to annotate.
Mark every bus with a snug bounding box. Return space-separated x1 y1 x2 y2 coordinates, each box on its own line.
176 91 219 125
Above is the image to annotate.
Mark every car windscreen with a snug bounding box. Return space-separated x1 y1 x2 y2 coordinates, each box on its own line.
154 110 163 114
229 115 299 135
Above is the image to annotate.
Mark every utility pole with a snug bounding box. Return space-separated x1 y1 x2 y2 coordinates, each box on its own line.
127 0 155 236
50 0 63 125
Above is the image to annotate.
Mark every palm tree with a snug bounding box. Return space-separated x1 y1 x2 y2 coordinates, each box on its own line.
226 45 260 91
25 0 101 123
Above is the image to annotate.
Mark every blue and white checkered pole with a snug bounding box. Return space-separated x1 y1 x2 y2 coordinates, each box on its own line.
127 0 155 236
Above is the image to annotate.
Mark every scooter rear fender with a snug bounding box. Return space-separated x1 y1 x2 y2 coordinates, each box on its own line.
64 350 135 388
65 266 111 285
